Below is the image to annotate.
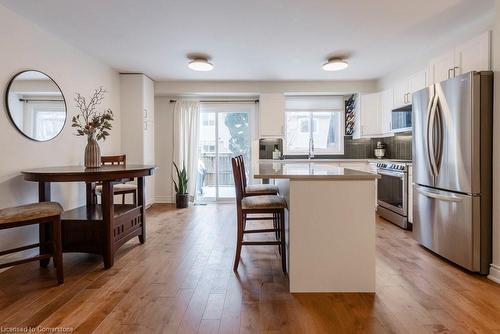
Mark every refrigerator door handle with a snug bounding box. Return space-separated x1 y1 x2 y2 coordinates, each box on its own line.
426 87 439 177
434 98 444 174
416 187 463 202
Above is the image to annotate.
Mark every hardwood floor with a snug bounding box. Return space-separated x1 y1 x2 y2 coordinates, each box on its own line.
1 203 500 333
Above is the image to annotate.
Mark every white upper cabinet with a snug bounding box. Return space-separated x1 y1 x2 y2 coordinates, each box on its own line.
454 31 490 76
428 50 455 84
393 70 427 109
409 70 427 96
354 90 393 139
358 92 381 137
428 31 490 84
393 80 409 109
379 88 394 135
259 93 284 137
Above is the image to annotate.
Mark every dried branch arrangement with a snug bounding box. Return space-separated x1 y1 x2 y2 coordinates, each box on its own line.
71 87 113 141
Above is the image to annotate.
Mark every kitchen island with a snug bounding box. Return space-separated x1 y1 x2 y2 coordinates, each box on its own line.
255 161 380 293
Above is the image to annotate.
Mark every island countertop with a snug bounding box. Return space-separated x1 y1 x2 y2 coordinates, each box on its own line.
254 161 380 180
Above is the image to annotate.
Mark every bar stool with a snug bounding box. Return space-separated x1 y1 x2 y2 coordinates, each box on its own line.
235 155 281 240
231 157 287 273
0 202 64 284
236 155 279 196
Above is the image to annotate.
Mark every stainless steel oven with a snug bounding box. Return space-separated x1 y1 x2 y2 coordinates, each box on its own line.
376 162 409 229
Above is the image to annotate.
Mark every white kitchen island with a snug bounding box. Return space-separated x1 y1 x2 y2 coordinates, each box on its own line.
255 161 380 293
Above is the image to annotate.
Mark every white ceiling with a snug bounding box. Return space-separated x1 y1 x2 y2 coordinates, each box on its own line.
0 0 494 81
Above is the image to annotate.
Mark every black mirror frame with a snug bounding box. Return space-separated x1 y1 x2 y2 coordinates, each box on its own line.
4 69 68 142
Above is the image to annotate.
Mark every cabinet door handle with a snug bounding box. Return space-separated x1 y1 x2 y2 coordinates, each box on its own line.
448 68 453 79
453 66 459 77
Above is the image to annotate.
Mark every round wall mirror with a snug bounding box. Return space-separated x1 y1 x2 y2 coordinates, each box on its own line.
5 70 67 141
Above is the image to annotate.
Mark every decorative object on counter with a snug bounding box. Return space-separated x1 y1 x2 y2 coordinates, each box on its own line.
173 162 189 208
374 141 386 159
71 87 114 168
5 70 67 142
345 94 355 136
259 138 283 159
272 144 282 160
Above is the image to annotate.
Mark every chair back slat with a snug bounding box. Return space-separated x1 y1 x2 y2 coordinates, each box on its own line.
231 157 244 206
101 155 126 166
237 155 248 190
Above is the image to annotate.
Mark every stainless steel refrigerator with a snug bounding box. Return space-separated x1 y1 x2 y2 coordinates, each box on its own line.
412 71 493 274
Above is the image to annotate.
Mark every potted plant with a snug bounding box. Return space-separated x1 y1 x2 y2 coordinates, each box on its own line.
71 87 113 168
173 162 189 208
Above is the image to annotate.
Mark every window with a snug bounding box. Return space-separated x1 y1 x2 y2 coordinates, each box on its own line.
284 96 344 155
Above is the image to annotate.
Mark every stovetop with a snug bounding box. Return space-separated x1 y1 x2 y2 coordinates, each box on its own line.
376 161 409 172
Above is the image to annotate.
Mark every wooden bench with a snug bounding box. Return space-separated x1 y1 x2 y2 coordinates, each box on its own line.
0 202 64 284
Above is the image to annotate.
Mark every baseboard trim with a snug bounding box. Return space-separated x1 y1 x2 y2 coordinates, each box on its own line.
154 196 175 204
488 264 500 284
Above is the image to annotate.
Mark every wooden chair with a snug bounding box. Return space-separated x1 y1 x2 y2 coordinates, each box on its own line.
0 202 64 284
236 155 279 196
235 155 281 240
95 155 137 205
231 157 287 273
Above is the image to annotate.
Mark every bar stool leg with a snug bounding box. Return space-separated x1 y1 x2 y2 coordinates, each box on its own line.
51 217 64 284
280 209 287 274
233 211 243 271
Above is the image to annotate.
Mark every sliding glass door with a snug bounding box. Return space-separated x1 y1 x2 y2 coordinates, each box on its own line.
197 102 253 201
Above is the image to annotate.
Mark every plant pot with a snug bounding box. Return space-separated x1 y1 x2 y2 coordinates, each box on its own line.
84 137 101 168
176 194 189 209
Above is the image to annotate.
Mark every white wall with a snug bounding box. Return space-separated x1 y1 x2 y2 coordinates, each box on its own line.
489 0 500 284
0 5 121 251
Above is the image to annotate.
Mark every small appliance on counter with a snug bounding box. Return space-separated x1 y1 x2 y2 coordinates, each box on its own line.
374 141 386 159
259 138 283 160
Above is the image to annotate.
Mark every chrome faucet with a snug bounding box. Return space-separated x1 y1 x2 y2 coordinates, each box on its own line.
308 137 314 159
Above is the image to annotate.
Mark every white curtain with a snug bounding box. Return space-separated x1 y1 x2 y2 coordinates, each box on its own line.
173 100 200 201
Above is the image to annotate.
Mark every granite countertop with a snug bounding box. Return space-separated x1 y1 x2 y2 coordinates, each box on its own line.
254 162 380 180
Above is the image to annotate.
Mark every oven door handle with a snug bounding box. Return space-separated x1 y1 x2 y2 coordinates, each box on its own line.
377 170 405 178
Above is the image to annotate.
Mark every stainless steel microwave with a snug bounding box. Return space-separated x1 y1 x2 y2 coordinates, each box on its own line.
391 105 412 132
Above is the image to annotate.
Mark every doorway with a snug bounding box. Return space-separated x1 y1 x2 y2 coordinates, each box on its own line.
196 102 254 202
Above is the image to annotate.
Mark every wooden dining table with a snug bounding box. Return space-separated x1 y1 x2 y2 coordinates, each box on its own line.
21 165 156 269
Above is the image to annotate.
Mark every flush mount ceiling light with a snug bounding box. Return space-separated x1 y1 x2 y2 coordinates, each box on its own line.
188 58 214 71
322 58 349 71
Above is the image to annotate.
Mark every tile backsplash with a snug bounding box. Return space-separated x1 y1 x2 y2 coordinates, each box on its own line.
284 132 412 160
343 132 412 160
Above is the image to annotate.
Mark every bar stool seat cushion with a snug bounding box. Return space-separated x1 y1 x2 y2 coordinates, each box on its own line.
241 195 287 210
0 202 63 225
245 184 279 195
95 183 138 194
